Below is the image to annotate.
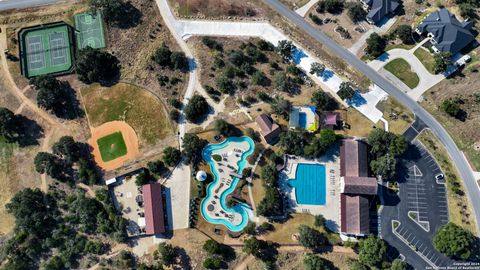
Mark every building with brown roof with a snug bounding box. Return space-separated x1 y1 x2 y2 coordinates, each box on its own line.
142 183 165 235
339 139 378 237
255 113 281 144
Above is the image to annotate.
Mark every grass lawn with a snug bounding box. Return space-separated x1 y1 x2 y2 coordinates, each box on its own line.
414 47 436 74
385 43 416 51
384 58 420 89
96 132 128 162
81 82 173 147
417 130 477 234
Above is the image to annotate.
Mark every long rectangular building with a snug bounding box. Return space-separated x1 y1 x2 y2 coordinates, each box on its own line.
142 183 165 235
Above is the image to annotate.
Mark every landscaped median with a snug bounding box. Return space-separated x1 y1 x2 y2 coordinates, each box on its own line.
384 58 420 89
414 47 436 74
417 130 477 233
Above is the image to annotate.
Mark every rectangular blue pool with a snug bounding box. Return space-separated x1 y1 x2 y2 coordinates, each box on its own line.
288 163 326 205
298 112 307 129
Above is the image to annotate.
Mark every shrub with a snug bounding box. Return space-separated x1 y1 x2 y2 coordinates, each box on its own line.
184 95 209 123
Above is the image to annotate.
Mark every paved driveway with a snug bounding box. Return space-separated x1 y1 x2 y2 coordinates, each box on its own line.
368 46 445 101
380 133 454 268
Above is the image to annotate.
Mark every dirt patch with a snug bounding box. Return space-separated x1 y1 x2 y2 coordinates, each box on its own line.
421 60 480 170
306 8 372 48
88 121 140 171
105 0 188 101
168 0 267 19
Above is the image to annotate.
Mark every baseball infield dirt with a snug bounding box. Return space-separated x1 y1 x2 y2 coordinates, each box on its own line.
88 121 140 171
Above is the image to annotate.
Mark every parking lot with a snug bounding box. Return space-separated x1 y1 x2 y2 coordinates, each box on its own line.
380 139 453 269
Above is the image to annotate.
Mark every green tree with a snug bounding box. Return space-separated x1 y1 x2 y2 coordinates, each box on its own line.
182 133 207 165
256 187 283 217
169 109 180 122
30 76 77 119
155 243 178 267
147 160 165 175
298 225 327 250
322 0 344 13
279 130 308 156
242 237 269 258
76 47 119 84
52 136 81 165
347 2 366 23
367 129 407 158
310 62 326 76
441 98 461 118
215 75 234 94
395 25 413 44
338 82 355 101
244 222 257 235
391 259 407 270
358 235 387 268
171 51 189 71
203 256 224 270
433 52 452 74
305 129 338 158
184 95 209 123
135 169 154 186
275 40 296 61
34 152 71 182
203 239 221 255
273 71 291 92
370 154 397 179
163 147 181 167
270 96 292 119
433 222 475 260
0 107 21 143
154 43 172 67
214 119 240 137
89 0 141 28
365 33 386 58
311 91 338 111
304 254 332 270
251 70 268 86
314 214 326 228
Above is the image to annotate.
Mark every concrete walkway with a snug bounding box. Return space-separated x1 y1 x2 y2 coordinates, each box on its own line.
295 0 318 17
348 17 397 55
368 44 445 101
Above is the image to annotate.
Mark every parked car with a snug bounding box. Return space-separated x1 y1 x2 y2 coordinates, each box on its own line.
435 173 444 181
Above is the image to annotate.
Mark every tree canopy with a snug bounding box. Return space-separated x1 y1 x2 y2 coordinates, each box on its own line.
270 96 292 119
395 25 414 44
367 128 407 158
89 0 141 29
278 130 309 156
30 76 79 119
433 52 452 74
297 225 328 250
433 222 475 260
162 146 181 167
305 129 338 158
76 47 120 84
155 243 178 267
214 119 241 137
310 62 326 76
338 82 356 101
182 133 207 166
311 91 338 111
0 107 22 143
275 40 296 61
365 33 386 58
358 235 387 268
347 2 366 23
184 94 209 123
304 254 333 270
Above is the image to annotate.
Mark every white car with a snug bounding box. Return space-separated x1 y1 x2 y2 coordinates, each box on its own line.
435 173 444 181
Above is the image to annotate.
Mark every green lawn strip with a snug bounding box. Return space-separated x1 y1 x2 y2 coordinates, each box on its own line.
414 47 436 74
96 132 128 162
385 43 415 51
384 58 420 89
417 130 477 234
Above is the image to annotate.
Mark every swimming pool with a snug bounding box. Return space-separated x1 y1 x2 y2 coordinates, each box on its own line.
288 163 326 205
200 136 255 232
299 112 307 129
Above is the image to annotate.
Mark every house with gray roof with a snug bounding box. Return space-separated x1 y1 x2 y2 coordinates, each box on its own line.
416 8 475 55
360 0 399 24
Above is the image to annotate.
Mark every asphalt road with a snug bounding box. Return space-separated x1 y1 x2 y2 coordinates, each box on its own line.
263 0 480 233
0 0 69 11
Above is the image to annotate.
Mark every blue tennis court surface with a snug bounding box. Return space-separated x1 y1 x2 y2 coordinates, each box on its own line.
288 164 326 205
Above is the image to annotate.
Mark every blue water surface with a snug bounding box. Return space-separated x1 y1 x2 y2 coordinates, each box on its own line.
200 136 255 232
288 164 326 205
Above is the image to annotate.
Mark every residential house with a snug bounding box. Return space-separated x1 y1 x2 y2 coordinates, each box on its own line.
416 8 475 55
255 113 281 144
360 0 399 24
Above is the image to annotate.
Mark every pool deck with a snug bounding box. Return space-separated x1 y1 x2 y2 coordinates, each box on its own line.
202 139 251 229
280 153 341 232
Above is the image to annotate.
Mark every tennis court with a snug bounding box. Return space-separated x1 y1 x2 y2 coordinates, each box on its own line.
19 23 73 77
75 12 106 49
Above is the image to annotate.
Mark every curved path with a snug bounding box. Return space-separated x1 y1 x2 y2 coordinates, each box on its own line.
368 46 445 101
262 0 480 234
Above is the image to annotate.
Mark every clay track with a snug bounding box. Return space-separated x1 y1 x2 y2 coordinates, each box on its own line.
88 121 140 172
